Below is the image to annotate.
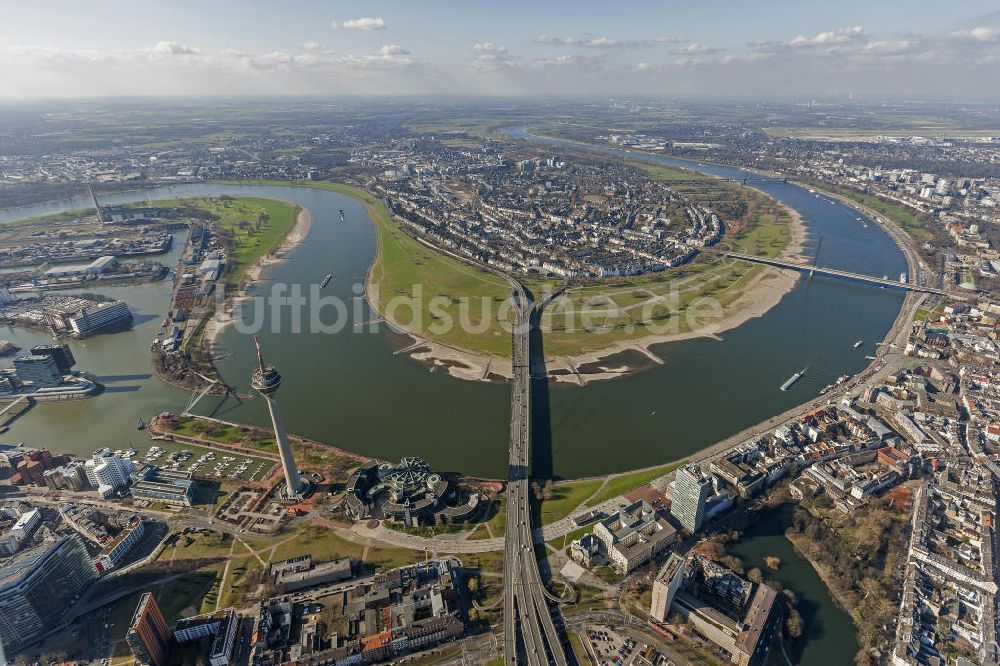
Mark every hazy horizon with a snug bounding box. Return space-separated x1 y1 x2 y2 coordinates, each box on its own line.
2 0 1000 100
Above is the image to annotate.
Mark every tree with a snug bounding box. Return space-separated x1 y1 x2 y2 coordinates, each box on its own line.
764 555 781 570
747 567 764 584
785 608 804 639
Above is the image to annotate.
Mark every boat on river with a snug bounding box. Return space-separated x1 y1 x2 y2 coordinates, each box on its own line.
780 369 805 391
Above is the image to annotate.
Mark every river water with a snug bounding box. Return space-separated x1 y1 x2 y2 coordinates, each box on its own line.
728 504 859 665
0 142 890 660
0 153 905 481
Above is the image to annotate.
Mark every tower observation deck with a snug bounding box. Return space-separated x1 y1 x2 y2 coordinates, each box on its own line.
251 336 306 499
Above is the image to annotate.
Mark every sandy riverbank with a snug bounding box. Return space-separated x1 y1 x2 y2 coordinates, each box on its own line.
204 205 312 349
374 201 808 385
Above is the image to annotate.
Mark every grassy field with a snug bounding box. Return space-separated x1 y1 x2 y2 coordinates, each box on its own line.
217 556 264 608
585 462 683 507
272 524 424 571
143 195 300 287
536 478 604 525
627 160 702 181
483 497 507 537
210 177 792 359
107 565 224 645
157 528 233 561
159 414 361 482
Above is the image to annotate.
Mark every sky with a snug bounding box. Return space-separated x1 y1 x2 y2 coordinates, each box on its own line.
1 1 999 99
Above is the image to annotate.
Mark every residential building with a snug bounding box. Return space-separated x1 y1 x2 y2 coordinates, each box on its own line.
126 592 171 666
84 448 136 497
650 553 686 623
43 462 90 491
0 536 98 653
96 517 145 572
174 607 238 666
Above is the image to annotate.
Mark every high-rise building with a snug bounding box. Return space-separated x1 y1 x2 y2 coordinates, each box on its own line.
251 337 305 498
0 536 98 654
12 354 63 388
174 608 238 666
650 553 686 622
29 344 76 374
126 592 171 666
84 448 136 497
66 299 132 337
43 462 90 491
671 464 712 533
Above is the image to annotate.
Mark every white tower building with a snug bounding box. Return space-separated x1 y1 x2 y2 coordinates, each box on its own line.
251 337 305 499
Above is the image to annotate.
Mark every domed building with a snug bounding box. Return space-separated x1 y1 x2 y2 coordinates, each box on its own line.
344 457 480 526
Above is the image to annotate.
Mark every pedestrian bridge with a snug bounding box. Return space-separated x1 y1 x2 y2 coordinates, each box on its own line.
712 249 951 296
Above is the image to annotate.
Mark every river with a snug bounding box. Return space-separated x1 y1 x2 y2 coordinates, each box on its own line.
0 150 906 481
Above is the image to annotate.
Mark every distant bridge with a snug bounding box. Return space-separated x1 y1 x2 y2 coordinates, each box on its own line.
712 249 952 296
658 176 788 186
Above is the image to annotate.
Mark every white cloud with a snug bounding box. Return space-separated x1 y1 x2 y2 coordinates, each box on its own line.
535 35 684 49
863 40 916 54
470 43 515 71
378 44 409 56
151 41 199 55
473 42 509 55
333 17 386 31
671 43 725 55
952 26 1000 42
302 41 322 51
790 26 864 47
235 44 412 71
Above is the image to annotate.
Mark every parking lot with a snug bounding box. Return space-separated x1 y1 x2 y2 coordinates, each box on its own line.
585 626 677 666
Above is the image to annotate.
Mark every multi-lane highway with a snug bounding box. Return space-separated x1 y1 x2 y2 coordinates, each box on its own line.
503 279 570 666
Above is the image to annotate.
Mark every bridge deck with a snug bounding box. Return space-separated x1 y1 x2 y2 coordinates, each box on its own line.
715 249 951 296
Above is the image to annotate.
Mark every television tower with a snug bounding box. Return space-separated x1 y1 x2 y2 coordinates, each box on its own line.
251 336 305 499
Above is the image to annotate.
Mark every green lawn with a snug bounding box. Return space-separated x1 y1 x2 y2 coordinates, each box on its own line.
627 161 702 181
483 497 506 537
210 179 792 359
568 630 591 665
585 462 683 507
159 529 233 560
142 195 300 287
462 549 506 575
272 525 423 571
108 565 225 640
217 556 264 609
537 478 604 525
